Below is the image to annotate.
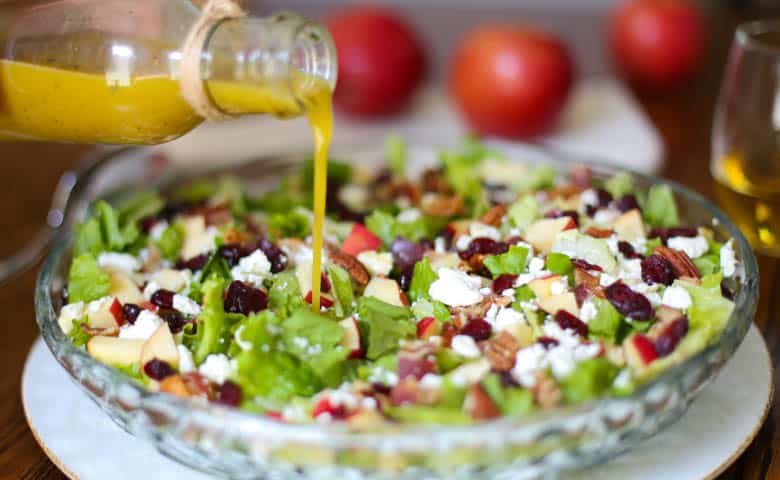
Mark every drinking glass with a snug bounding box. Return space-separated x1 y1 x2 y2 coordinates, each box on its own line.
712 20 780 256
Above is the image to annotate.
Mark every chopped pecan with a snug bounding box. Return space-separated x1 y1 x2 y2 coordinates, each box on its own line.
420 192 465 217
484 331 520 371
548 184 585 199
223 228 249 245
585 226 614 238
82 325 119 337
573 270 605 306
653 246 701 279
480 204 508 227
465 385 501 420
421 168 453 194
326 246 370 285
376 178 422 205
194 204 232 226
441 322 458 347
532 373 562 409
450 294 512 323
159 375 192 398
467 253 486 273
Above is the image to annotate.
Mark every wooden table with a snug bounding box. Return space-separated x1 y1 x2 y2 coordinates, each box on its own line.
0 7 777 480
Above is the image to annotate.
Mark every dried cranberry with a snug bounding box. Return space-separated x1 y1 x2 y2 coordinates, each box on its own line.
320 272 331 293
641 255 676 285
613 194 640 213
650 227 698 244
150 289 175 309
176 253 209 271
492 274 518 294
371 383 392 395
218 243 244 267
499 371 520 387
144 359 175 381
721 281 734 301
215 380 242 407
157 308 187 333
655 317 689 357
158 201 197 221
596 188 613 207
460 319 493 341
545 209 579 226
224 281 268 315
554 310 588 337
573 283 592 307
437 226 455 250
585 204 598 217
537 336 560 349
398 355 436 380
571 258 603 272
419 238 435 251
398 264 415 291
618 241 644 260
505 236 525 245
122 303 141 324
304 291 334 308
139 216 159 234
458 237 508 260
391 237 425 271
258 239 288 273
604 282 653 320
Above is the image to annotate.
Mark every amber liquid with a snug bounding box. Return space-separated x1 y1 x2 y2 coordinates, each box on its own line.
714 152 780 256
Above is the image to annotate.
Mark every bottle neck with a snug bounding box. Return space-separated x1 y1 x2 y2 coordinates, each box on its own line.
201 13 337 117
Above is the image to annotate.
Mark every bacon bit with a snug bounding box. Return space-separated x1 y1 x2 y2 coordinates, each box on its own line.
573 270 605 303
450 294 512 323
480 204 509 227
484 331 521 372
465 385 501 420
326 246 370 285
585 226 614 238
653 246 701 279
649 306 686 338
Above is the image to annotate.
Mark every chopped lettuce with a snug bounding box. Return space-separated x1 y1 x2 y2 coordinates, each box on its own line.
679 273 733 334
551 229 617 273
73 218 104 257
268 210 311 239
357 297 415 360
193 278 229 363
74 200 139 255
301 157 352 190
603 172 633 199
282 307 348 387
268 272 304 320
386 405 472 425
642 184 680 228
328 265 355 316
213 176 247 217
385 134 406 177
644 237 663 256
587 297 623 343
507 194 539 233
67 318 90 347
483 374 534 415
545 252 573 276
483 245 529 277
364 210 397 246
156 223 184 262
560 358 619 403
235 347 321 402
517 165 557 192
68 254 111 303
365 210 446 246
411 298 451 323
117 190 164 227
408 257 437 302
171 179 217 203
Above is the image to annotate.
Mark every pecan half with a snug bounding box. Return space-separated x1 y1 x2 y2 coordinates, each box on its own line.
484 331 520 372
421 168 453 194
450 294 512 324
585 226 614 238
653 246 701 279
223 228 249 245
573 270 605 305
465 385 501 420
159 375 192 398
548 184 585 199
480 204 508 227
420 192 464 217
326 246 370 285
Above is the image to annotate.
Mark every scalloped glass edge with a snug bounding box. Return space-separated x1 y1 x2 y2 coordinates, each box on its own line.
34 143 760 479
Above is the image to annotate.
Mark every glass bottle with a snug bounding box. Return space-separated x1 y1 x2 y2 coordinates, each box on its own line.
0 0 337 144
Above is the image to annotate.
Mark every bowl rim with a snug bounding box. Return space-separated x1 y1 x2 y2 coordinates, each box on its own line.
34 142 760 446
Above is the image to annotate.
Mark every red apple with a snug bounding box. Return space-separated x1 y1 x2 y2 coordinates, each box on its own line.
327 7 426 116
610 0 704 90
109 298 124 326
304 291 335 309
398 355 436 381
339 317 363 359
625 333 659 368
341 223 382 257
416 317 441 340
450 25 575 139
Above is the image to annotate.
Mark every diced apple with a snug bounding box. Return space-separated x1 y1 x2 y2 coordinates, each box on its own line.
180 215 213 260
624 334 659 371
339 317 363 359
86 296 120 329
528 275 564 299
341 223 382 257
109 270 146 304
149 268 188 293
304 291 335 308
479 159 528 186
427 252 460 272
295 261 313 300
141 323 179 369
612 209 645 242
363 277 404 307
109 298 124 326
537 292 579 316
58 302 85 334
552 229 618 273
448 220 471 237
525 217 576 253
464 384 501 420
86 336 144 366
416 317 441 339
502 322 534 347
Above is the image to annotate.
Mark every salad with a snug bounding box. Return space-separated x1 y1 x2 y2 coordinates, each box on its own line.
59 138 739 425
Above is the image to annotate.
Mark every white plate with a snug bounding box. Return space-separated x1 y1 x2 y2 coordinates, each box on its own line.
23 325 771 480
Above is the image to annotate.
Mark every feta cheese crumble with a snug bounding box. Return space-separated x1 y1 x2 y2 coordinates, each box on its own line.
357 251 393 277
428 268 484 307
469 222 501 241
119 310 163 340
720 239 737 278
178 345 195 373
579 299 598 323
97 252 141 273
198 354 237 384
173 294 202 316
667 235 709 259
397 208 422 223
451 335 481 358
661 285 692 310
231 249 271 287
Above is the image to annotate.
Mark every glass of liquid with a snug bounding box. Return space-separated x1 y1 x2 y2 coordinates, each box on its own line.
712 20 780 256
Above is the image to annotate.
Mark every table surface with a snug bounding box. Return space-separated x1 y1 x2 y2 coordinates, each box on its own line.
1 7 778 480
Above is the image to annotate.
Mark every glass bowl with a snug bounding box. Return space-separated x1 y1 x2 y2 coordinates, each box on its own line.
34 141 759 479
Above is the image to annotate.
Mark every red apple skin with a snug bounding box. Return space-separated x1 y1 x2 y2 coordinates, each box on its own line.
327 7 426 116
416 317 441 339
341 224 382 257
450 25 575 139
631 334 659 364
610 0 704 90
304 291 334 308
109 298 124 326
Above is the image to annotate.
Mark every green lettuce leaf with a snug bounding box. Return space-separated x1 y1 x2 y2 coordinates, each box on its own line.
385 134 406 177
193 278 229 363
411 298 451 323
483 245 529 277
560 358 619 403
507 194 539 233
156 223 184 262
282 307 348 387
328 264 355 316
408 257 437 302
603 172 633 199
68 254 111 303
357 297 415 360
545 252 573 276
268 210 311 239
67 318 90 347
73 218 104 256
642 184 680 228
268 272 304 319
117 190 164 227
587 297 624 343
